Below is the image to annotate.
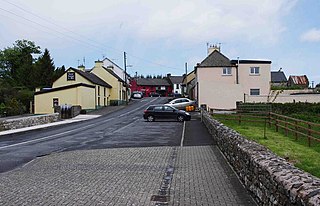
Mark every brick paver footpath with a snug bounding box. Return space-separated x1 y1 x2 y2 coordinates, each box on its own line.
0 146 256 206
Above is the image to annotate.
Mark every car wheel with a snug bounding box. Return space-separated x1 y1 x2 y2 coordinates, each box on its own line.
177 115 185 122
147 115 155 122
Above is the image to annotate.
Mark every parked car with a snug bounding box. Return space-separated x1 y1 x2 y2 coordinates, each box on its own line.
165 98 196 110
131 91 143 99
149 92 160 97
143 105 191 122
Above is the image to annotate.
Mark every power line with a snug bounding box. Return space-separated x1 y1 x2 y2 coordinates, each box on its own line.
0 1 184 71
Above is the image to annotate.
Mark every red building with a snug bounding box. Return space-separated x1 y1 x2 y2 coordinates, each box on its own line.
130 78 173 97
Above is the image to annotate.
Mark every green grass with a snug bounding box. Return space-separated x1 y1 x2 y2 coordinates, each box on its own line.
213 116 320 178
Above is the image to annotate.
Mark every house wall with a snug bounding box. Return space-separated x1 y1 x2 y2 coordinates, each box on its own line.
197 62 271 109
238 63 271 96
90 66 119 102
34 86 95 114
52 70 92 88
197 67 243 109
172 83 182 94
103 59 125 81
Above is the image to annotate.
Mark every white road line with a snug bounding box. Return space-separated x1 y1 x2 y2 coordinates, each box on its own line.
0 98 158 150
119 97 158 117
180 121 186 147
0 123 95 150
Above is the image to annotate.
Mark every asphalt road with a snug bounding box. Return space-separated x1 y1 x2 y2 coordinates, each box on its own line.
0 97 208 173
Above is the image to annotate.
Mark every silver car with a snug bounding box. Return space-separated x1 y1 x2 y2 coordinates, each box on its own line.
165 98 196 110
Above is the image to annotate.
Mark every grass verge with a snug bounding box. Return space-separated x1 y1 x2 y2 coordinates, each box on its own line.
214 116 320 178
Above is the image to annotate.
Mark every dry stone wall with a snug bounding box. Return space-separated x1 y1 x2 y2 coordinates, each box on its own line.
0 113 60 131
201 110 320 206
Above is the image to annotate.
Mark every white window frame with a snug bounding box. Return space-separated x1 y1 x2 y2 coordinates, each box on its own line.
250 67 260 75
222 67 232 75
250 89 260 96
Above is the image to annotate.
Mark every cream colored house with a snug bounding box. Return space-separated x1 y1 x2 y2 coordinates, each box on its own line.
195 47 271 110
90 60 128 105
182 70 196 99
34 67 112 114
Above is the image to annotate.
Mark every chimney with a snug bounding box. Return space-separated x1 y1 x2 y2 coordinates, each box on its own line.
207 44 221 55
78 65 85 71
94 60 103 68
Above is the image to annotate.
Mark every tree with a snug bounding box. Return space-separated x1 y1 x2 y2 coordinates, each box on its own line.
33 48 55 88
53 65 65 82
0 39 41 87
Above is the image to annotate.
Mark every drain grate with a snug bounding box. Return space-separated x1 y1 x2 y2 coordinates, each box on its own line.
151 195 170 202
151 147 178 205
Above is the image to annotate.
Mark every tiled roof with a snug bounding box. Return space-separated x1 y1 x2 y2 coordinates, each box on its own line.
71 68 112 88
136 78 171 86
168 76 184 84
35 83 95 95
288 75 309 85
198 50 233 67
271 71 287 83
103 67 125 83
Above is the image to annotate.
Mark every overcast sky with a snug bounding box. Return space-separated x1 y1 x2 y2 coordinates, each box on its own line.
1 0 320 84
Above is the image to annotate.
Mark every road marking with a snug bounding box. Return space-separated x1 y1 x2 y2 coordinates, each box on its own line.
119 98 158 117
0 98 158 150
0 123 95 150
180 121 186 147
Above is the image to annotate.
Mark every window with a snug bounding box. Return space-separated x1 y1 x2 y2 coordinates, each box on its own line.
176 84 179 89
250 67 260 75
222 68 232 75
154 106 163 111
53 98 59 107
98 86 100 96
250 89 260 95
98 97 100 106
67 72 75 81
164 106 174 112
104 88 106 96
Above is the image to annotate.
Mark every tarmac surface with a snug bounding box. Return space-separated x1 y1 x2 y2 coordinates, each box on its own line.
0 105 256 206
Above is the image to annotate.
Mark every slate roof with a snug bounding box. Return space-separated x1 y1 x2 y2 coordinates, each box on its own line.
197 50 233 67
70 68 112 88
103 67 125 83
35 83 95 95
136 78 171 86
168 76 184 84
271 71 287 83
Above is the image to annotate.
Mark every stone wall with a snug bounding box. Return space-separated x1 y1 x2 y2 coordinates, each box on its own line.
201 110 320 206
0 113 60 131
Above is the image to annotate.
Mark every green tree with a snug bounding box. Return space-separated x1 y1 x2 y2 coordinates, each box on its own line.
53 65 65 82
0 39 41 88
33 48 55 88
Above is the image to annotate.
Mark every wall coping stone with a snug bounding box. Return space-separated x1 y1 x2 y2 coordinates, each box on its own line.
201 109 320 206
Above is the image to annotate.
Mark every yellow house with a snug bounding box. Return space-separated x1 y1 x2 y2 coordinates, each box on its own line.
90 61 127 105
182 70 196 99
34 67 112 114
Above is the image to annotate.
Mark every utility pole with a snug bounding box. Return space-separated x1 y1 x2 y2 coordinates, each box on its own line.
124 52 128 105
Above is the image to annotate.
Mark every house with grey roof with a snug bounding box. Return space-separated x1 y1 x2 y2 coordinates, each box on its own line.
166 74 184 95
195 45 271 109
271 70 287 87
130 78 173 97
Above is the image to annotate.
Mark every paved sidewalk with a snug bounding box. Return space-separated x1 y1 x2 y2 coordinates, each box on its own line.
0 105 126 136
0 146 255 205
